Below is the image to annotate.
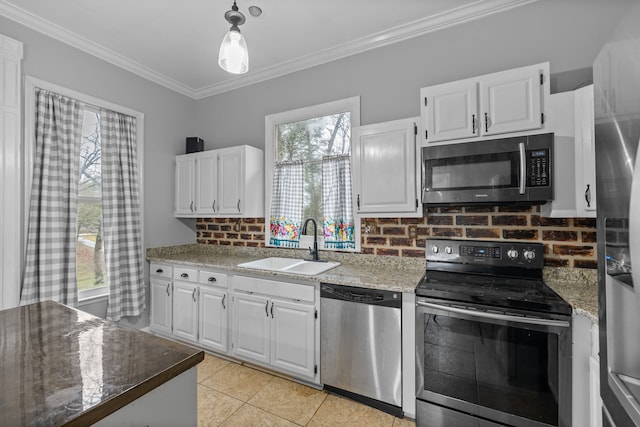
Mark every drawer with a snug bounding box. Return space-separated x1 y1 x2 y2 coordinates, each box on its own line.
173 267 198 282
198 270 228 288
150 262 172 279
232 275 315 303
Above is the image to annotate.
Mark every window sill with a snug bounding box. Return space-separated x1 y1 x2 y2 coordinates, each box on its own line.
78 287 108 305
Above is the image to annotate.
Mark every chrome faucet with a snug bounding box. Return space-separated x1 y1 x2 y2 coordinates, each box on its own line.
301 218 320 261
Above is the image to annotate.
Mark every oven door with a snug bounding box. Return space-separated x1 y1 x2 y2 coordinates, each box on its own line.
416 298 571 427
421 133 553 205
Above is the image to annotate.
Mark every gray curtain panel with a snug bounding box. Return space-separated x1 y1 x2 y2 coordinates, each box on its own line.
269 160 304 247
322 154 355 249
21 89 85 306
101 108 143 321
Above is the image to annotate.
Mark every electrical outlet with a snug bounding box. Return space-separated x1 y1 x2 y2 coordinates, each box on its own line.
409 225 417 239
364 225 371 234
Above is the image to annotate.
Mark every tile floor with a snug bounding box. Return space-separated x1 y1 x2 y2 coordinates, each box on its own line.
197 353 416 427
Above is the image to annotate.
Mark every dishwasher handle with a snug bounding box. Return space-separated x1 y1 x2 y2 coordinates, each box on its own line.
320 283 401 308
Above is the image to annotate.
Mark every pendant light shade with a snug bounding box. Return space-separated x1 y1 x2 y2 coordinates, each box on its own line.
218 1 252 75
218 29 248 74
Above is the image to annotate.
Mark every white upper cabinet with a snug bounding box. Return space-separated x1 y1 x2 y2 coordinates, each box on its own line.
195 151 218 215
174 155 196 216
541 84 596 218
175 145 264 218
421 62 550 145
422 81 478 143
352 118 421 217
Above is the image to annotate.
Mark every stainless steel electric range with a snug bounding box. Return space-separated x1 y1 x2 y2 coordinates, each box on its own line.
415 238 572 427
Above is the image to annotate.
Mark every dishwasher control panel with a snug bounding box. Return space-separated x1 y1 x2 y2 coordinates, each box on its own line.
320 283 400 307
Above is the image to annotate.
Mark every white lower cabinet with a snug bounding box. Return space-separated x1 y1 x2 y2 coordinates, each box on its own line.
149 263 173 335
231 275 319 384
573 313 602 427
149 264 319 385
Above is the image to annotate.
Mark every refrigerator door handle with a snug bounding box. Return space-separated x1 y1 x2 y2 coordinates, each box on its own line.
629 144 640 304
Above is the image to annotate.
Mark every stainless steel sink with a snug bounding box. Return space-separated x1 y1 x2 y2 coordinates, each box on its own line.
237 257 340 276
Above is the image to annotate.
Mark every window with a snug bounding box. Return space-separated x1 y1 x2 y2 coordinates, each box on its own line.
77 109 106 298
265 97 360 252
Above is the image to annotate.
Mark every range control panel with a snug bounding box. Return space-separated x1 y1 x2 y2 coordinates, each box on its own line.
426 238 545 269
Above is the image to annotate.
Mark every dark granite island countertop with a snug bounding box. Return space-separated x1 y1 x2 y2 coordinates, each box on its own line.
0 300 204 426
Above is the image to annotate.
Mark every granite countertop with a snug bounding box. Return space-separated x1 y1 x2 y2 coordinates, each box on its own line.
0 300 204 427
147 244 599 321
147 244 425 293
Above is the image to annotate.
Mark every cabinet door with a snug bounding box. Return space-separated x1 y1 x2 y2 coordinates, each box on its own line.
199 287 228 353
172 281 199 342
575 84 597 216
421 80 478 143
150 278 172 335
175 156 195 216
195 151 218 215
480 66 543 136
352 118 420 216
270 299 316 379
218 148 243 215
231 292 270 364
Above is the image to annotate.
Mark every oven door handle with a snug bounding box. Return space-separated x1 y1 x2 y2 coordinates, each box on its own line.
518 142 526 194
417 301 570 328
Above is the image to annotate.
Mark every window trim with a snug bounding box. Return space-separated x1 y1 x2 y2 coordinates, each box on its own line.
264 96 361 252
23 76 145 301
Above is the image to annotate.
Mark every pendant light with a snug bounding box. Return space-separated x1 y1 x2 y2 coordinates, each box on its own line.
218 1 249 74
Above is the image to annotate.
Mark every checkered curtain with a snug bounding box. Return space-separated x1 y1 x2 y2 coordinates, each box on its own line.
101 108 143 321
322 155 355 249
21 89 85 306
269 161 304 247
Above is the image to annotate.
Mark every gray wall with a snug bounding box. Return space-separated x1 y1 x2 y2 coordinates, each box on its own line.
0 16 197 249
194 0 630 150
1 16 197 322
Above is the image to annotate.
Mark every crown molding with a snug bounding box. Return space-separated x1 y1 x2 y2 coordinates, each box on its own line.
0 0 536 100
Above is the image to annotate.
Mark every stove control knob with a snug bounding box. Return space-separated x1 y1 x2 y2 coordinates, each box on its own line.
523 250 536 261
445 246 453 254
431 245 439 254
507 248 519 260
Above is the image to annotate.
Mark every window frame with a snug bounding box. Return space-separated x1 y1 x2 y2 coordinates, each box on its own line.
264 96 361 252
23 76 145 302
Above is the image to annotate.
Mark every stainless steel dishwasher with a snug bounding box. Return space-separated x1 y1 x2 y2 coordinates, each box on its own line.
320 283 402 416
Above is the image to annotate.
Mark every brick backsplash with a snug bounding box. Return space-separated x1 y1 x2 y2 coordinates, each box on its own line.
195 205 597 268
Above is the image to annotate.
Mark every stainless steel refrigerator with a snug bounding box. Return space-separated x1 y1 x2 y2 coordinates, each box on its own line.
594 1 640 425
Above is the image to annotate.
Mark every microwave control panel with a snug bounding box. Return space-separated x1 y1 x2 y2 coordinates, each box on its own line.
527 149 549 187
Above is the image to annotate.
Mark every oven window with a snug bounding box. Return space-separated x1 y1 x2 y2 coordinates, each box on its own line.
422 313 559 426
427 152 518 191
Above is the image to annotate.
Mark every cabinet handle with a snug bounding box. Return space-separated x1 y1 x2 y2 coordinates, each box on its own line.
585 184 591 208
357 194 360 210
166 283 171 296
192 288 197 302
181 273 189 278
156 268 163 273
271 302 274 318
213 200 216 212
472 114 476 134
222 294 226 309
237 199 241 212
190 201 194 212
208 276 217 282
484 112 489 132
265 300 269 317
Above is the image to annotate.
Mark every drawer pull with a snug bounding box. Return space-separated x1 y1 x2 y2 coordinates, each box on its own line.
156 268 163 273
208 277 217 282
222 294 226 309
181 273 189 278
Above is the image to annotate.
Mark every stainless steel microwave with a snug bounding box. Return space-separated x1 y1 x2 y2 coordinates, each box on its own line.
422 133 554 205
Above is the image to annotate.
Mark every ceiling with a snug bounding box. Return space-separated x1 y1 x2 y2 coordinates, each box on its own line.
0 0 535 99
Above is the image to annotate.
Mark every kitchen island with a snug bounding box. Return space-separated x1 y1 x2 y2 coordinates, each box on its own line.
0 300 204 426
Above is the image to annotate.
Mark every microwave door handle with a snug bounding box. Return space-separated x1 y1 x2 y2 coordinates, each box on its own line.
519 142 526 194
416 301 570 328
